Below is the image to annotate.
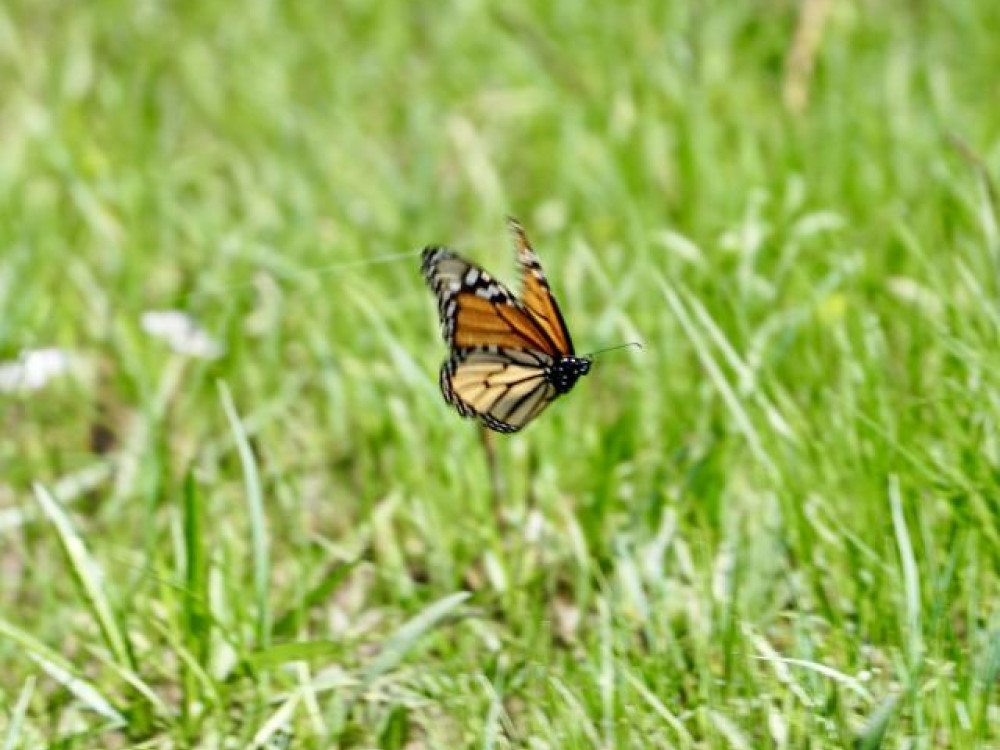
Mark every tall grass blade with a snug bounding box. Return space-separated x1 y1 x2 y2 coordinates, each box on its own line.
2 677 36 750
855 693 899 749
352 591 470 703
0 617 119 721
659 278 776 474
888 476 922 664
218 381 271 648
32 483 132 669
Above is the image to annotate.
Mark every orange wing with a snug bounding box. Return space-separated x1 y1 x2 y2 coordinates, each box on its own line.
451 291 553 351
507 217 576 356
421 246 560 355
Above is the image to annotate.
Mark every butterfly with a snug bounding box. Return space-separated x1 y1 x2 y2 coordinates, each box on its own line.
421 217 592 433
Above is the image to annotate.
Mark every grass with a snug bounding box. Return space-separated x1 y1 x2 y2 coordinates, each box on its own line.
1 0 1000 746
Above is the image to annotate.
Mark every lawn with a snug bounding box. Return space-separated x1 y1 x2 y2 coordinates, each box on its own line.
2 0 999 747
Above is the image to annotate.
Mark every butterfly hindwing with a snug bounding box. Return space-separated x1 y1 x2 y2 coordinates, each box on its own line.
440 347 557 433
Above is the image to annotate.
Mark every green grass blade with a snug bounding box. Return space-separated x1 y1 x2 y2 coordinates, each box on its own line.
549 676 602 747
888 475 922 665
855 693 899 750
179 468 210 722
246 640 345 670
981 628 1000 685
352 591 470 703
82 644 173 721
751 655 873 701
248 692 299 750
2 676 36 750
218 381 270 648
0 618 124 722
148 618 222 707
32 483 132 669
623 670 693 747
181 469 209 661
29 655 125 725
658 278 776 475
598 598 615 749
271 559 360 638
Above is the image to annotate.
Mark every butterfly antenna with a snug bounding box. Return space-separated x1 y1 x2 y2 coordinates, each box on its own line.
583 341 644 358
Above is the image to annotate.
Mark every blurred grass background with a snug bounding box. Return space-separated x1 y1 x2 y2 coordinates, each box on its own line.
2 0 1000 747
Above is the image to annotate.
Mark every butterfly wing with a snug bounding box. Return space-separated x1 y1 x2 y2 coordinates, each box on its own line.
441 347 558 433
507 217 576 356
421 248 513 346
421 247 559 354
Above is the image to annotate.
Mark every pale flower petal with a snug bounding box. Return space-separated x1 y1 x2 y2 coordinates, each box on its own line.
141 310 223 359
0 348 80 393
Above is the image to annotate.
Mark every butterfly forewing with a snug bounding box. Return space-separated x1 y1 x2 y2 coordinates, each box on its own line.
422 247 556 354
421 248 517 347
508 218 576 356
452 293 554 351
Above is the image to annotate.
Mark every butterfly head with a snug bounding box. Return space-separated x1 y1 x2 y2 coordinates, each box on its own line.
547 355 592 394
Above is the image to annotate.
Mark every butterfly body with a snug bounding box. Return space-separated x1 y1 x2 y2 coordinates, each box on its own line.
421 218 589 433
547 355 592 394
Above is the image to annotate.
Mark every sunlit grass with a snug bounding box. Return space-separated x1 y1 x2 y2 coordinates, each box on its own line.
1 0 1000 747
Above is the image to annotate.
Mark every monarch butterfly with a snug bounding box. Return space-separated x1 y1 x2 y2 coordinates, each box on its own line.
421 217 592 433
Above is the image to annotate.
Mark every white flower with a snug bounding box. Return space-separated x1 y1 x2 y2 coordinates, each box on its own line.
0 348 81 393
141 310 223 359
